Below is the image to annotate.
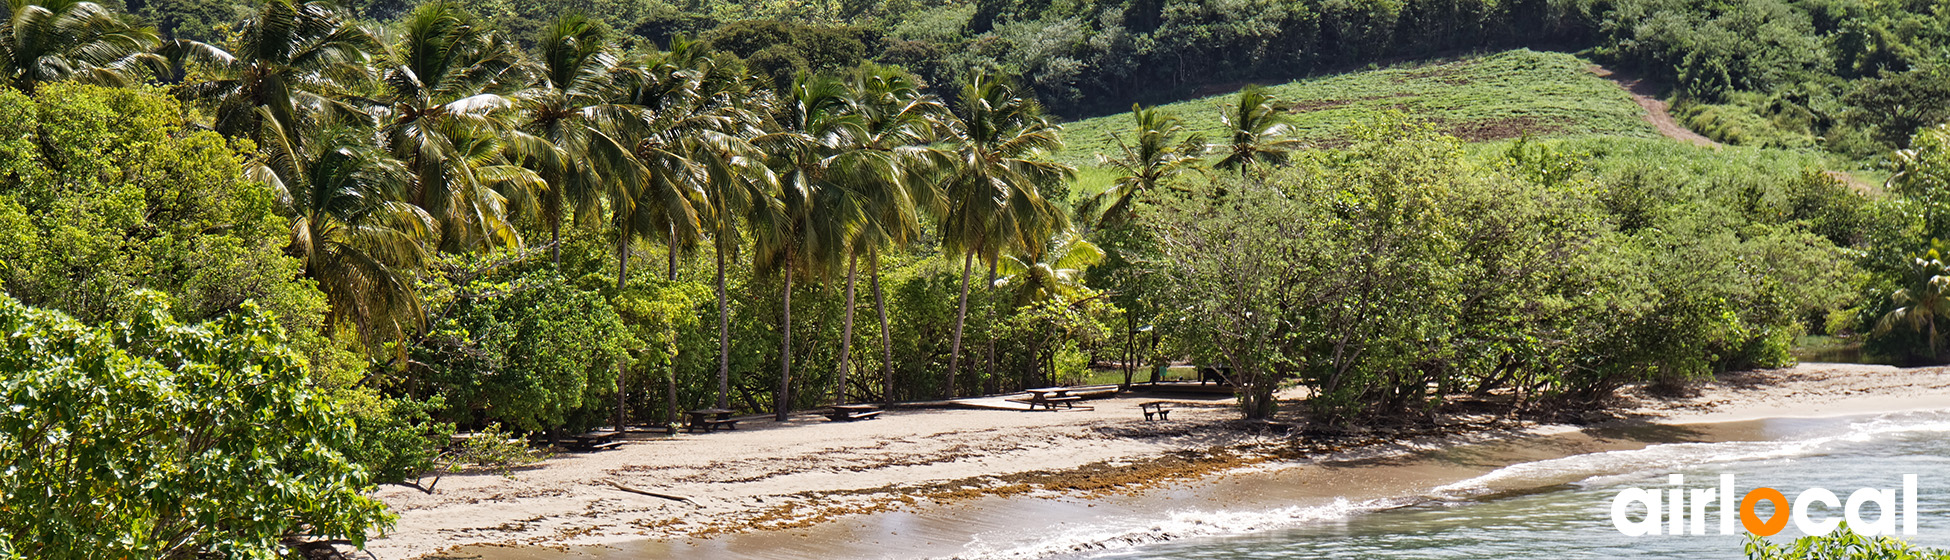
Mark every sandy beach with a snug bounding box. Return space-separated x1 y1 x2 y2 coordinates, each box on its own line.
365 363 1950 559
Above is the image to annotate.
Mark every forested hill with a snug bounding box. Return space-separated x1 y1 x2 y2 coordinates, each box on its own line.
123 0 1950 154
1056 49 1660 165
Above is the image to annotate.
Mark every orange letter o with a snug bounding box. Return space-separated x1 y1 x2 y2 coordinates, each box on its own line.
1742 487 1790 536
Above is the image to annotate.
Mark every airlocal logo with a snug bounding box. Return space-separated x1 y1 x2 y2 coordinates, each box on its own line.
1611 474 1919 537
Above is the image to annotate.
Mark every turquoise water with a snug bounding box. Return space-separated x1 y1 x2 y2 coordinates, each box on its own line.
1075 412 1950 559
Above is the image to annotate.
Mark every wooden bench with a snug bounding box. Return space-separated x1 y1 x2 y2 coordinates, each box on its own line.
1140 402 1171 421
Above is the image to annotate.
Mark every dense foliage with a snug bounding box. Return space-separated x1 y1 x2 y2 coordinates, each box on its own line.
0 0 1937 550
1746 526 1950 560
0 293 390 557
1148 122 1859 420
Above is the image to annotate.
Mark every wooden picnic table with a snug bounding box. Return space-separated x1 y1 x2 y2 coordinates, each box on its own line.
685 408 739 433
1012 387 1086 411
562 429 624 451
826 403 883 422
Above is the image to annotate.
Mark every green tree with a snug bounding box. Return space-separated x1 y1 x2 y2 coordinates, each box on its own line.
378 0 544 252
253 116 434 348
171 0 380 147
937 70 1071 397
1213 84 1302 175
0 0 163 93
0 292 391 557
1085 103 1204 228
1875 243 1950 361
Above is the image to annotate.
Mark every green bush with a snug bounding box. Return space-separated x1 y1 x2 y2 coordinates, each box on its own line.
1746 525 1950 560
0 293 391 557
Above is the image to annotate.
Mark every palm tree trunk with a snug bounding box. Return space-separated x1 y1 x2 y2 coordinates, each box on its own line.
835 251 859 405
947 252 974 399
1121 313 1135 390
872 248 894 405
984 258 999 395
616 362 627 431
715 233 731 410
775 252 795 422
616 232 629 290
668 223 679 281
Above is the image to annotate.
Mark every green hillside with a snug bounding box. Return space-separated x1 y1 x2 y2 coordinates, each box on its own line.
1057 49 1657 166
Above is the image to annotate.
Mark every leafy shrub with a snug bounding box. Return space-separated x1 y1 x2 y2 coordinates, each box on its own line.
0 293 391 556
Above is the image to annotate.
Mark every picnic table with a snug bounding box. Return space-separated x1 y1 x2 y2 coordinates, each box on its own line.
1007 387 1088 411
562 429 624 451
685 408 739 433
825 404 883 422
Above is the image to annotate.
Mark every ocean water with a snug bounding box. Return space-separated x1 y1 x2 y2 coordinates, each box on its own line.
1047 411 1950 559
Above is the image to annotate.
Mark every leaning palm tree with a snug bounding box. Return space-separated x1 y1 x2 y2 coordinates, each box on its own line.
1213 84 1303 176
252 111 433 347
1083 103 1205 228
170 0 379 147
937 70 1072 398
1877 245 1950 362
376 0 548 252
0 0 163 93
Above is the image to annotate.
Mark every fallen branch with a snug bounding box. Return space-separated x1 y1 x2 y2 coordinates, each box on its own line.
604 481 698 506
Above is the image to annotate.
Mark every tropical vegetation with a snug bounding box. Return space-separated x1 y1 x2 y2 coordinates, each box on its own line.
0 0 1946 553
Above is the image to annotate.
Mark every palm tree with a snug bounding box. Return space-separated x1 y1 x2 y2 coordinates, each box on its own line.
1877 245 1950 362
170 0 379 147
252 111 433 347
516 12 638 266
753 71 885 420
937 71 1071 398
0 0 163 93
1084 103 1204 228
1213 85 1303 176
997 230 1105 306
376 0 547 252
833 64 947 405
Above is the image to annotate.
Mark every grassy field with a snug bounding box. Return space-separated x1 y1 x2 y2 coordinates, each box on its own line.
1054 49 1658 168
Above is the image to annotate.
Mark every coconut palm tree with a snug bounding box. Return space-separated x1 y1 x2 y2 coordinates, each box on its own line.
1084 103 1204 228
1213 84 1303 176
1877 244 1950 361
170 0 379 147
376 0 547 252
0 0 163 93
252 110 433 347
937 70 1071 398
752 71 891 419
516 12 639 266
997 229 1105 306
832 64 947 405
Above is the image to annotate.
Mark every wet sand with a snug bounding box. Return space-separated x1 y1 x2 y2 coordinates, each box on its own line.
371 363 1950 559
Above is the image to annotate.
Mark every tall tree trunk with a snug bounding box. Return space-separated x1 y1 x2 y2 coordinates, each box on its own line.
616 232 629 290
984 258 999 395
1121 313 1135 390
551 215 561 267
668 223 679 281
872 249 894 405
715 233 731 410
615 362 627 431
616 231 631 431
775 252 795 422
835 251 859 405
666 360 678 430
947 252 974 399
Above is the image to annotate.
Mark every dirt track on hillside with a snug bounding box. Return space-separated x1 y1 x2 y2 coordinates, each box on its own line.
1589 65 1720 148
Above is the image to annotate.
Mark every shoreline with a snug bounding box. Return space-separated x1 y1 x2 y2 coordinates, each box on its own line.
370 362 1950 559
